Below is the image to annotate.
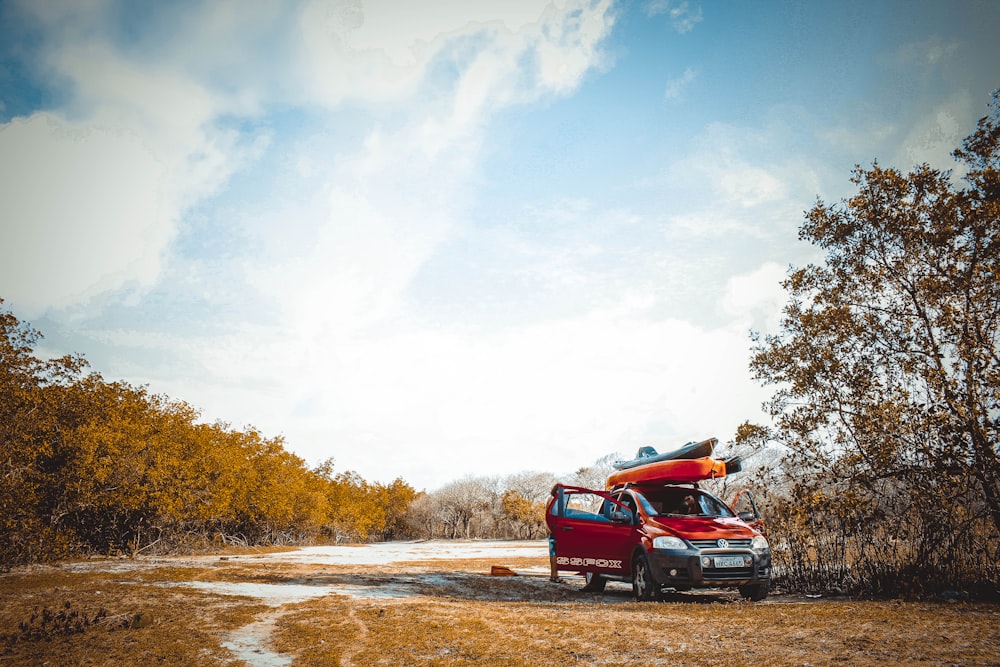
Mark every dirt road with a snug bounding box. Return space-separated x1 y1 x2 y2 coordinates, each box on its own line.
2 540 998 665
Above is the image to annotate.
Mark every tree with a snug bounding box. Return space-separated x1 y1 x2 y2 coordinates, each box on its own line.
430 478 486 539
747 92 1000 594
0 300 89 564
500 489 547 538
377 478 420 540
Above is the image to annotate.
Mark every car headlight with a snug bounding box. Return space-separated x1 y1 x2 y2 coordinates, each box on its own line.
751 535 769 552
652 536 687 550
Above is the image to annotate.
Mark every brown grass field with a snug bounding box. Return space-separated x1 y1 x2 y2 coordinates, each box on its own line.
1 542 998 666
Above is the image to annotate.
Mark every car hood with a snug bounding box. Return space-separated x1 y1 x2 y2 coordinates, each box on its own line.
645 516 757 540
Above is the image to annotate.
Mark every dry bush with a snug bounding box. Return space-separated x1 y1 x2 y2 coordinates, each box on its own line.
756 473 1000 599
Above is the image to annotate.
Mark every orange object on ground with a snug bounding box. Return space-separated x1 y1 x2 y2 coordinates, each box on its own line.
606 456 726 490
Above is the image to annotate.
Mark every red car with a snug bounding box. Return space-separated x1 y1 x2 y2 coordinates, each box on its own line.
546 482 771 601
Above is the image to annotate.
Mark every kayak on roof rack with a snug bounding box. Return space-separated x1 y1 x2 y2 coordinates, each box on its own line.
612 437 717 470
606 455 728 490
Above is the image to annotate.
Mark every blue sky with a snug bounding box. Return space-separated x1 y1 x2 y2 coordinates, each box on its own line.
2 0 998 490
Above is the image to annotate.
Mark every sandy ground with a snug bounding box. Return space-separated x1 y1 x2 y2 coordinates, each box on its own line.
3 540 999 666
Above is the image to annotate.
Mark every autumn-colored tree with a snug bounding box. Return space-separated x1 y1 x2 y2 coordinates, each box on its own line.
0 299 420 566
312 459 418 542
498 471 555 538
500 489 547 538
0 300 87 564
377 478 420 540
746 92 1000 595
53 377 165 553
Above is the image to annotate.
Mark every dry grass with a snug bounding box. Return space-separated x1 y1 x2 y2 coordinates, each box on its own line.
0 569 263 665
2 549 998 666
273 594 1000 666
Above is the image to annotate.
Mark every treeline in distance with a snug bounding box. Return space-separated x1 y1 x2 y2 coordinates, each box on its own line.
0 300 418 567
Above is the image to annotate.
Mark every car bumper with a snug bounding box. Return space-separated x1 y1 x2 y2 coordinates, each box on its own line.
647 549 771 587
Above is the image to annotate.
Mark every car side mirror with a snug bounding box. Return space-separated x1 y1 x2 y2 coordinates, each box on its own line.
738 510 756 523
610 510 632 524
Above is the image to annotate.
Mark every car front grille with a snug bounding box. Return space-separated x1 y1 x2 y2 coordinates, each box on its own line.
689 538 752 550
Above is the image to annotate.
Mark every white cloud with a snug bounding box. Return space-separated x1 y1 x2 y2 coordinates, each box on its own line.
817 94 975 180
720 262 787 334
893 36 959 69
664 66 697 101
665 211 755 239
250 0 618 340
534 0 614 93
645 0 703 33
0 115 172 315
820 121 897 164
298 0 615 108
0 4 266 316
647 118 830 241
0 0 616 321
218 308 772 489
693 126 790 209
895 97 973 173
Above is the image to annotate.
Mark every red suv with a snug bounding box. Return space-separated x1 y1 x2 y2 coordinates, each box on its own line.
546 483 771 601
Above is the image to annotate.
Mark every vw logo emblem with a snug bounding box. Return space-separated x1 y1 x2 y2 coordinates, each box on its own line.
717 539 729 549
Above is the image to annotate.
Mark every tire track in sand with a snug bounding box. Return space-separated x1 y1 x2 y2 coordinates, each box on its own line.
339 604 370 667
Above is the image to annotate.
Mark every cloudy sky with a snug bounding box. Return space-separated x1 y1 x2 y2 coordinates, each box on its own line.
1 0 997 490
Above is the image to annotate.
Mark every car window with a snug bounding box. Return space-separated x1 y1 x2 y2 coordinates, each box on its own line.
634 492 662 516
605 494 636 522
635 489 734 518
557 490 614 523
615 493 637 516
696 494 733 517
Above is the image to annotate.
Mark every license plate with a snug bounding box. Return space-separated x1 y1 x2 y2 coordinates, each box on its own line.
713 556 745 568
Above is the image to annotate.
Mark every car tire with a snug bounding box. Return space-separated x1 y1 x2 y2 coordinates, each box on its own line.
739 582 769 601
582 572 607 592
632 554 661 601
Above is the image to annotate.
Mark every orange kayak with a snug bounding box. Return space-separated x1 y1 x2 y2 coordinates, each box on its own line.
606 456 726 490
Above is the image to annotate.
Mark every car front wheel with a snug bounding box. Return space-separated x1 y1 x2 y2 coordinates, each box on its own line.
739 582 769 601
582 572 607 592
632 554 661 601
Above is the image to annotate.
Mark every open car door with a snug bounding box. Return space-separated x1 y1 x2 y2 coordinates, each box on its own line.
547 485 636 578
731 489 766 535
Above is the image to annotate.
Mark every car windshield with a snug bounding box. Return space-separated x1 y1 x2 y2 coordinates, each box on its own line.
633 488 734 518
